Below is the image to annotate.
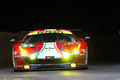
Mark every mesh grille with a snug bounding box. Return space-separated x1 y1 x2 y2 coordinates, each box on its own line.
24 55 75 64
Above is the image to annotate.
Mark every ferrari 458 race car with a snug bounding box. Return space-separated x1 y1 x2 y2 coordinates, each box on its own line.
10 29 90 71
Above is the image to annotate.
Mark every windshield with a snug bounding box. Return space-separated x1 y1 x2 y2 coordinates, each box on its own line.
24 33 77 43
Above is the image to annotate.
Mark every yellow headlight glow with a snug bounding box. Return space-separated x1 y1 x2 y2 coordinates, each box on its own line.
71 63 76 67
19 46 29 55
22 51 26 55
24 65 30 69
21 50 29 55
30 54 36 60
64 53 69 58
74 49 78 53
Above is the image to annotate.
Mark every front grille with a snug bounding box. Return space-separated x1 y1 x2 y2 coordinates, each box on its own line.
24 55 75 64
45 59 55 64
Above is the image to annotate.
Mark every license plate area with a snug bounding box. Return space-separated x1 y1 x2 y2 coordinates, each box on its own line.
45 56 54 59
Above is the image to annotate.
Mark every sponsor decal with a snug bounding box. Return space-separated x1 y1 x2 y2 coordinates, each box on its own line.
80 53 85 56
28 30 72 35
77 63 84 65
45 47 54 50
15 56 20 58
40 31 63 34
17 65 23 67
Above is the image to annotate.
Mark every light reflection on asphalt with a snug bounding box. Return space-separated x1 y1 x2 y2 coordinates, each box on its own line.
59 71 85 76
0 64 120 80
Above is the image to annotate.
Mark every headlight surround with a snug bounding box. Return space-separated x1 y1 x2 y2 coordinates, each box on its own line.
71 63 76 67
70 48 79 54
24 65 30 69
19 46 29 55
73 49 78 53
70 44 81 54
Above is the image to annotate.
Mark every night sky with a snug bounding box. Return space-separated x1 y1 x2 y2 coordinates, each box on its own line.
0 1 119 35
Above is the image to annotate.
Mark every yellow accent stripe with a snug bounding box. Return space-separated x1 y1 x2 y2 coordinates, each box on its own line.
62 31 72 34
28 30 72 35
77 44 81 49
28 31 38 35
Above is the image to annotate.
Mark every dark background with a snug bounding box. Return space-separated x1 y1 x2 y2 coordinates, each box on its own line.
0 1 120 67
0 1 119 35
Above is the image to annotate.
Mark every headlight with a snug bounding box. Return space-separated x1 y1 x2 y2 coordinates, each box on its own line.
30 54 36 60
73 49 78 53
71 63 76 67
21 50 29 55
19 46 29 55
63 53 69 58
22 51 28 55
24 65 30 69
70 48 79 54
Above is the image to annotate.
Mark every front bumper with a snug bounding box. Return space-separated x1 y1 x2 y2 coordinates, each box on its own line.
14 54 86 70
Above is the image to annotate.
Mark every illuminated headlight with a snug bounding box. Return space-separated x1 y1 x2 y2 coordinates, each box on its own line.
74 49 78 53
30 54 36 60
71 63 76 67
22 51 26 55
24 65 30 69
19 46 29 55
72 49 79 54
21 50 29 55
63 53 69 58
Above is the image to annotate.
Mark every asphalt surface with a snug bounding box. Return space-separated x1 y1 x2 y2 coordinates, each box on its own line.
0 64 120 80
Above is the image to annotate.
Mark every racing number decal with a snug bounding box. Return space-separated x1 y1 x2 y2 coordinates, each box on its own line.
28 30 72 35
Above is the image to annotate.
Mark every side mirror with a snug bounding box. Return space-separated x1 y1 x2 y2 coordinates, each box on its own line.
84 37 90 43
10 39 16 44
78 38 84 42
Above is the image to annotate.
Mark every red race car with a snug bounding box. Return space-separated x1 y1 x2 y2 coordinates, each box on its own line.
10 29 90 71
